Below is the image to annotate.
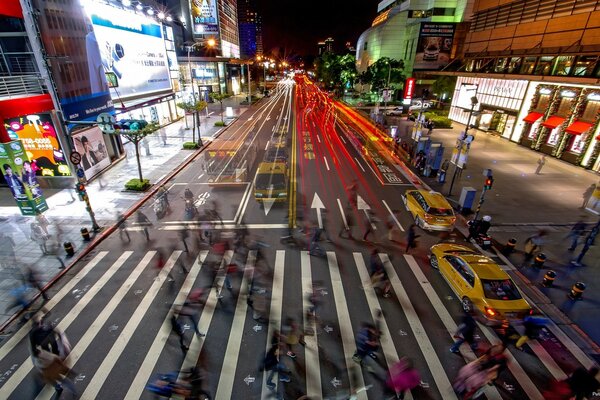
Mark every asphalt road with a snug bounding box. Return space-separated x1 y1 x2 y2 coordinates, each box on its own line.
0 80 596 400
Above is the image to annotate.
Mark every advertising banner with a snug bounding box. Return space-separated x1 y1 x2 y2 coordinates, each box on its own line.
4 113 71 178
0 141 48 216
414 23 456 70
191 0 219 35
71 127 110 180
32 0 114 126
86 3 172 100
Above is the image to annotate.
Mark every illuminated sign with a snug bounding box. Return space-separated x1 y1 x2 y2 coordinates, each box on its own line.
191 0 219 35
414 23 456 70
4 113 71 178
561 90 576 98
539 88 552 95
456 83 480 110
403 77 416 100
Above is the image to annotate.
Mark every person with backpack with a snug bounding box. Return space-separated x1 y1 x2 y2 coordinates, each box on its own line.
262 343 291 390
515 314 547 350
352 322 379 364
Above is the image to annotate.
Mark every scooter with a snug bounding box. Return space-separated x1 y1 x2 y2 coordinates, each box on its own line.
154 196 168 220
183 199 197 220
474 233 493 250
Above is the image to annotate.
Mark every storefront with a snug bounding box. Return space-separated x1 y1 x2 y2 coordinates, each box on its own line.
115 94 179 126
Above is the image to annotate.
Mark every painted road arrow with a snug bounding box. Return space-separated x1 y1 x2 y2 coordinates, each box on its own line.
311 192 325 229
244 375 255 385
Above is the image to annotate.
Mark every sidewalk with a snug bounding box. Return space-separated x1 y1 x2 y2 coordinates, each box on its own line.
0 96 250 330
390 115 600 352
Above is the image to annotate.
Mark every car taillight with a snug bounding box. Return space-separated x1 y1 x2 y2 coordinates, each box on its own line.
424 214 435 221
484 306 497 317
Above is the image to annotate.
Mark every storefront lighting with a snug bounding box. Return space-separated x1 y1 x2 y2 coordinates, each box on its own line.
135 3 143 11
539 88 552 95
121 0 131 6
147 8 155 15
166 15 173 22
587 93 600 101
157 11 165 19
561 90 576 98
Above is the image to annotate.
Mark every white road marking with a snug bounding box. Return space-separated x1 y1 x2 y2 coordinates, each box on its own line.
301 251 322 399
160 223 287 230
326 252 367 399
337 198 348 230
214 252 256 399
197 173 204 180
1 251 129 396
0 251 109 363
316 134 321 143
528 340 568 380
260 250 285 398
382 199 404 232
265 140 270 151
81 251 182 399
124 251 209 399
547 324 597 370
380 254 457 399
354 157 365 172
340 136 346 144
323 157 330 171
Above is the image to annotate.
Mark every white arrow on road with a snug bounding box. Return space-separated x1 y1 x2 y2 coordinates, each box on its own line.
324 325 333 333
331 377 341 388
311 192 325 229
253 324 262 332
244 375 255 385
357 195 376 229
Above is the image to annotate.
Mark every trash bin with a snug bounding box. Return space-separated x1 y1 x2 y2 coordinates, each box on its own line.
458 187 476 214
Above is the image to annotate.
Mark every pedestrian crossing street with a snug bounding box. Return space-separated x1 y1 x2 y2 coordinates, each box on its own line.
0 247 595 400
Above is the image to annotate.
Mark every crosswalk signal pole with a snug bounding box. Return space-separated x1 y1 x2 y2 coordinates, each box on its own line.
448 96 478 196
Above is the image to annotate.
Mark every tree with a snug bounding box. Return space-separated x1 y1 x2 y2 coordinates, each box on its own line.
177 100 208 145
116 121 159 182
314 53 358 95
209 92 232 124
365 57 405 93
432 75 457 104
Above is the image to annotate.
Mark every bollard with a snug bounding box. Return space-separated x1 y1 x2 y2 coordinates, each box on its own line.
542 270 556 287
532 253 547 268
502 238 517 255
63 241 74 257
80 227 91 241
568 282 586 300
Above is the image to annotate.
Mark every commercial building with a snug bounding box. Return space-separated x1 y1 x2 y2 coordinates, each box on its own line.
237 0 263 58
446 0 600 172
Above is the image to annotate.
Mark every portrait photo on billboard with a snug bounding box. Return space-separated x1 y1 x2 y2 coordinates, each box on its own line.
4 113 71 178
413 23 456 70
71 127 110 180
85 3 172 100
32 0 114 124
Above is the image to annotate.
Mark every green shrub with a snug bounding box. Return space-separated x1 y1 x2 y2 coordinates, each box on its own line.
124 178 150 191
214 121 226 127
424 112 453 128
182 141 200 149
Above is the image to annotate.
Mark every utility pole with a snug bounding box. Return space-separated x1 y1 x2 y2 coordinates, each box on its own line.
448 96 478 196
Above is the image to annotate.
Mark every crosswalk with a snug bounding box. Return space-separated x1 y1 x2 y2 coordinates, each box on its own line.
0 247 594 399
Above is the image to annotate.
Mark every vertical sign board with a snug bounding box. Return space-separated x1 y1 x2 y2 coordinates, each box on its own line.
0 141 48 215
403 77 416 101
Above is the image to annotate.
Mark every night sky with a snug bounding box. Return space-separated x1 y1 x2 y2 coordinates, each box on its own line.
255 0 377 57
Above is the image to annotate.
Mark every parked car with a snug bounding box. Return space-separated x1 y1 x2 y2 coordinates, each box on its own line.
385 107 404 116
408 102 432 113
429 243 532 324
402 189 456 231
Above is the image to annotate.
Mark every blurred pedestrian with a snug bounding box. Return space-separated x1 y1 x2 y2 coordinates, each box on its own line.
515 314 547 351
320 209 332 242
567 220 586 251
523 229 546 265
281 317 304 359
386 211 401 242
369 249 391 298
405 224 419 253
0 232 17 266
450 310 479 354
352 322 379 364
581 183 596 209
564 366 599 400
535 154 546 175
453 356 497 399
116 212 131 242
363 210 378 242
480 344 508 383
176 297 205 337
542 379 573 400
262 343 291 391
346 179 358 208
374 309 384 338
179 227 190 253
170 314 188 352
137 211 152 241
309 222 324 256
35 211 50 235
25 266 49 301
384 357 421 400
339 206 355 239
155 250 174 282
30 222 48 254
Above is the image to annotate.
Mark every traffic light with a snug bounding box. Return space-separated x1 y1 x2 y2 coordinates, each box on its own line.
484 177 494 190
76 183 87 201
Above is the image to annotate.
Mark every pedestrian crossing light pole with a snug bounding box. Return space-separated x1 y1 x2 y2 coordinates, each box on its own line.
473 169 493 221
448 95 478 196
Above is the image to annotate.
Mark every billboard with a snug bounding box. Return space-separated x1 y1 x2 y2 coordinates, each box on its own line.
71 127 110 180
86 3 172 100
191 0 219 35
413 23 456 70
4 113 71 178
0 141 48 216
32 0 114 126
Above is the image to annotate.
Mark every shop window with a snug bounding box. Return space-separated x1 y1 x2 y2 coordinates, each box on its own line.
494 58 508 73
557 97 574 117
573 56 598 77
474 58 493 72
553 56 575 76
507 57 522 74
433 8 456 16
569 134 587 155
520 57 537 75
534 56 554 76
581 101 600 122
547 128 561 146
465 59 474 72
536 94 550 112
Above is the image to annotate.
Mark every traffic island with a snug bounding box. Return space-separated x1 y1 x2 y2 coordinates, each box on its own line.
124 178 151 192
182 142 201 150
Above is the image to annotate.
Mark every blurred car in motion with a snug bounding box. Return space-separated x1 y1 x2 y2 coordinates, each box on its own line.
402 189 455 231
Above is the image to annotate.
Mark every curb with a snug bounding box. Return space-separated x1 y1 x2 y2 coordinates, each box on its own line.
0 114 243 334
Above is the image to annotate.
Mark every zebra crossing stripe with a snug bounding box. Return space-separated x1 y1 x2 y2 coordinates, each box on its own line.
403 255 502 400
301 251 322 399
214 251 257 399
81 251 182 399
526 340 568 381
260 250 285 399
380 254 457 399
0 251 109 363
326 251 368 400
125 251 209 400
0 251 132 397
179 251 233 374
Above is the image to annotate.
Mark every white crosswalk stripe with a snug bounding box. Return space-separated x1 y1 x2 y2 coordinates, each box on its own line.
301 250 322 399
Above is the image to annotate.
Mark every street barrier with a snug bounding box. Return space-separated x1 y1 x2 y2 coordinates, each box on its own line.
568 282 586 300
63 241 74 257
81 227 91 241
542 270 556 287
533 253 547 268
502 238 517 255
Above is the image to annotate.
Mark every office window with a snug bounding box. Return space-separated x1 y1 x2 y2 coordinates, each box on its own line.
520 57 537 74
553 56 575 76
433 8 456 16
363 41 368 51
507 57 522 74
573 56 598 76
534 56 554 76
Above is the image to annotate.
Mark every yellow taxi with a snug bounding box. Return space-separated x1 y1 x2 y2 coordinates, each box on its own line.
402 189 456 231
254 162 288 203
430 243 532 324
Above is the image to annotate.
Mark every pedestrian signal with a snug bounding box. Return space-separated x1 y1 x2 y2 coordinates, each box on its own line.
484 177 494 190
76 183 87 201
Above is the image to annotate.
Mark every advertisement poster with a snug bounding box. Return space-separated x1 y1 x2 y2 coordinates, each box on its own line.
71 127 110 180
0 141 48 216
32 0 114 126
191 0 219 35
413 23 456 70
87 3 172 99
4 113 71 178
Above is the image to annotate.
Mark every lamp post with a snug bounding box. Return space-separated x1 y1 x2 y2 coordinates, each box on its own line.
384 61 392 110
448 95 478 197
185 39 217 102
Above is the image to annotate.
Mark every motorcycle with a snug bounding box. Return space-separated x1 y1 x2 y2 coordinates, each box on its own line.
154 196 168 220
184 199 197 220
474 233 493 250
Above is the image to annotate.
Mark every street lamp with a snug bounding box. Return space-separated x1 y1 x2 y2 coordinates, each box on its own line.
186 39 216 101
448 95 478 196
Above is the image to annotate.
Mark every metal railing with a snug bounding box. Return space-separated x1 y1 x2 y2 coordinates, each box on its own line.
0 74 47 98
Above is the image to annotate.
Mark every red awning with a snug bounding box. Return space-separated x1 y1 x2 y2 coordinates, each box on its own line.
522 112 544 123
565 120 593 135
541 116 565 129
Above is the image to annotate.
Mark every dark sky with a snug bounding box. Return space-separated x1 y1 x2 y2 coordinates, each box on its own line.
254 0 377 57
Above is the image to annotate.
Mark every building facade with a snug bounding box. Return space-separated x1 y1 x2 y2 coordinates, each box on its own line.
446 0 600 171
237 0 262 58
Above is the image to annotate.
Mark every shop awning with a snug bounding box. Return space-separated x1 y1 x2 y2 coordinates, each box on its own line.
541 116 565 129
565 120 593 135
522 112 544 123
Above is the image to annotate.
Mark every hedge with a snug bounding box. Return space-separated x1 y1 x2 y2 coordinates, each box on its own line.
424 112 453 129
214 121 226 127
182 142 200 149
125 178 150 191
